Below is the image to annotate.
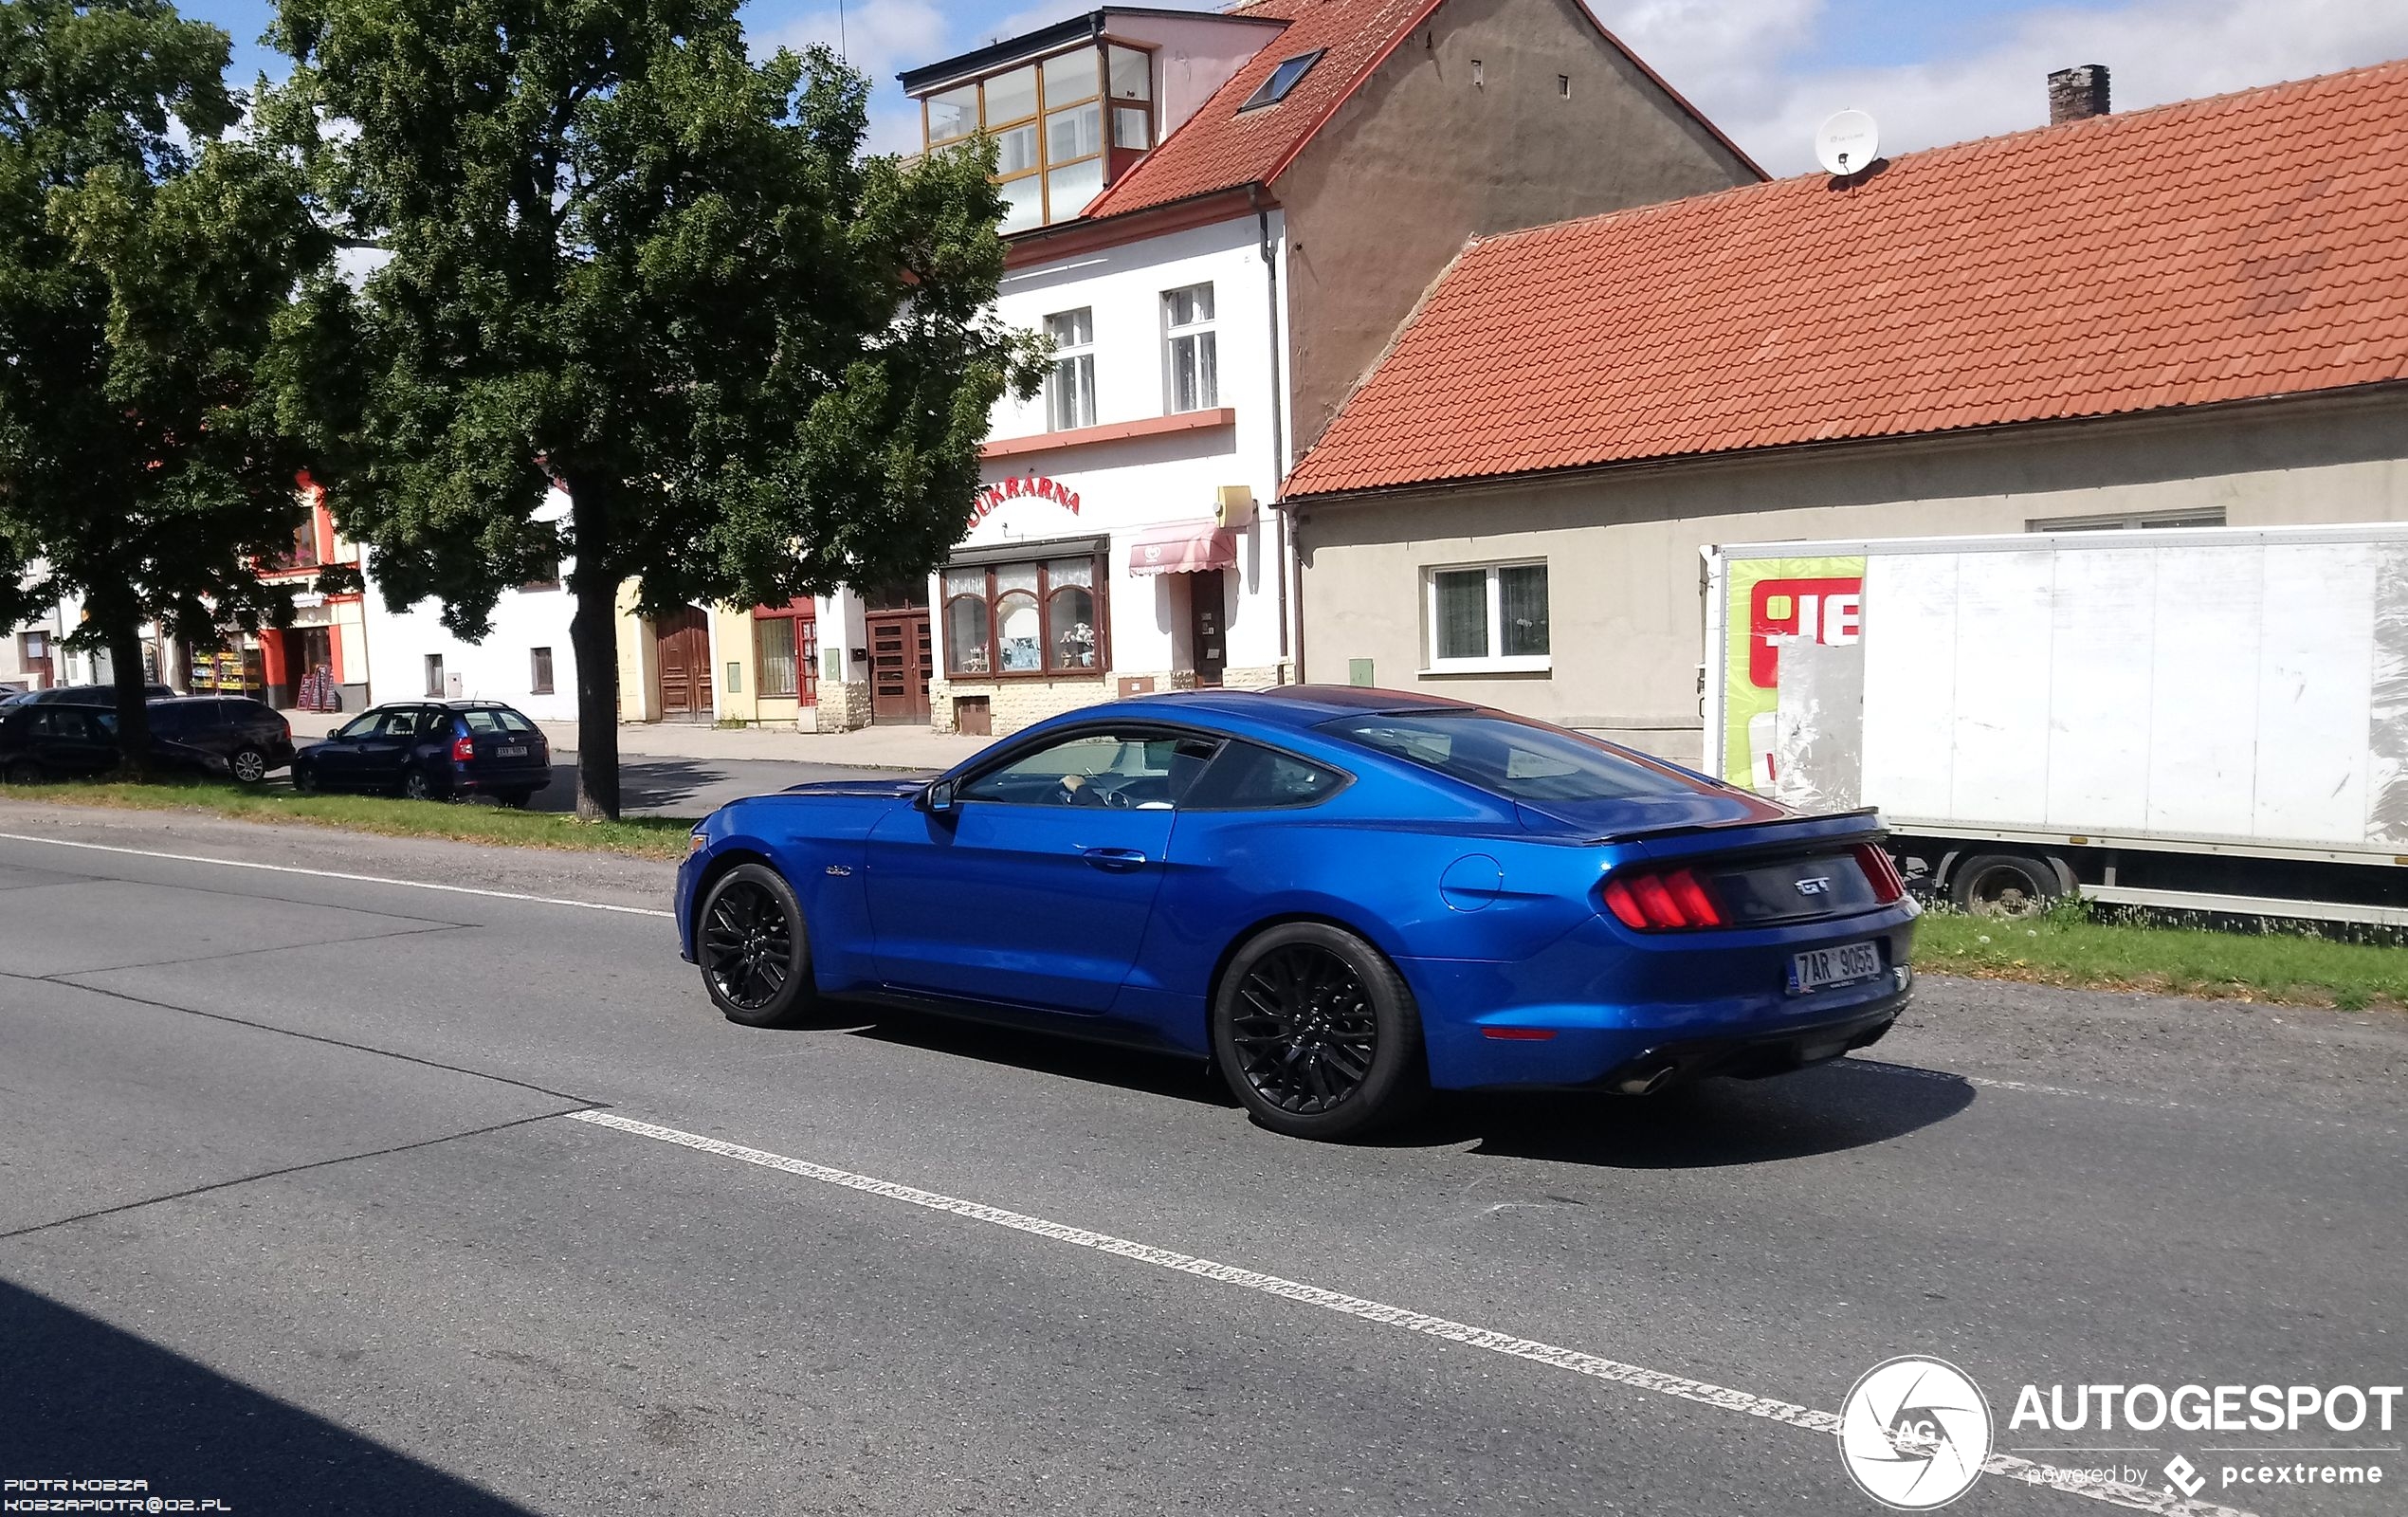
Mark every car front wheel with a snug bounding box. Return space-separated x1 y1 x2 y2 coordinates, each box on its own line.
4 758 43 786
1211 922 1429 1142
291 761 320 795
228 746 268 785
697 862 817 1028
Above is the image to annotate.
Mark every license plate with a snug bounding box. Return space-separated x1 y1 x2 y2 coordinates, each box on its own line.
496 744 528 758
1788 941 1882 994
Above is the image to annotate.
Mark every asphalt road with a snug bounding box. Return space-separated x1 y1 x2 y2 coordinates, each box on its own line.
2 801 2403 1517
518 752 926 817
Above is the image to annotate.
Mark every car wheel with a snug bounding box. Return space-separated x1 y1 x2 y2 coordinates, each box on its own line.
291 762 320 795
1948 852 2065 918
496 789 536 810
400 766 433 801
4 758 44 786
697 863 817 1029
1211 922 1429 1142
228 746 268 785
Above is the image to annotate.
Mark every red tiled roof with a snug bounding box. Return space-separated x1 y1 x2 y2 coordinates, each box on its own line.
1083 0 1754 220
1283 58 2408 498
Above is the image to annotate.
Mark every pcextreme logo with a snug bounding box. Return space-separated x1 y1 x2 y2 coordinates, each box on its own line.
1838 1356 1996 1509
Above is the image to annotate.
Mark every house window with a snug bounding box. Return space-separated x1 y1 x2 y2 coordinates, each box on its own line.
1164 283 1217 412
530 647 554 695
1426 562 1550 673
423 654 445 696
921 43 1150 231
1046 308 1096 430
942 553 1106 679
1240 49 1325 111
753 602 817 704
2029 508 2226 531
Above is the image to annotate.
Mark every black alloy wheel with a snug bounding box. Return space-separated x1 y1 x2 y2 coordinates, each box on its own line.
228 746 268 784
1212 922 1427 1141
697 863 816 1028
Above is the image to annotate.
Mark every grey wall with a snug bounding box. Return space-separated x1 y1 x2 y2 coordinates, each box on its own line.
1276 0 1757 457
1294 388 2408 764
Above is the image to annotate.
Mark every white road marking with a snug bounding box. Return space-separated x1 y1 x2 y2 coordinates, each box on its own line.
0 832 673 918
569 1109 2257 1517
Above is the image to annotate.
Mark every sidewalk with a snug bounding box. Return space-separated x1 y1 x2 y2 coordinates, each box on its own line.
283 708 988 771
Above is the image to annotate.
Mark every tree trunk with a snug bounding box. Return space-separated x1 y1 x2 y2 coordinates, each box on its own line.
103 614 153 778
565 483 621 821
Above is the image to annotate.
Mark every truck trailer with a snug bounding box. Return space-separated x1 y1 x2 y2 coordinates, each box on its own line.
1701 524 2408 924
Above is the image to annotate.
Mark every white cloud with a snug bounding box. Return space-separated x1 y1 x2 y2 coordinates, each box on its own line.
1595 0 2408 174
754 0 947 85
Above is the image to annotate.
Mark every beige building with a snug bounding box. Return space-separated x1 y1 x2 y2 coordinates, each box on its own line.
1281 60 2408 765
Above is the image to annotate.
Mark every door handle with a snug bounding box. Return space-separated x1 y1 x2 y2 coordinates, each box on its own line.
1081 847 1150 871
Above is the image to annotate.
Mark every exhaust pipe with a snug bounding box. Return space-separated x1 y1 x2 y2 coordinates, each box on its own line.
1615 1064 1679 1096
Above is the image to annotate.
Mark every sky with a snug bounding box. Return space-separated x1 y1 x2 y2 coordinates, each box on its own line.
190 0 2408 174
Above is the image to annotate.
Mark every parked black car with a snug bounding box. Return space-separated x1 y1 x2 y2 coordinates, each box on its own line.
0 704 230 784
294 700 553 806
144 696 296 784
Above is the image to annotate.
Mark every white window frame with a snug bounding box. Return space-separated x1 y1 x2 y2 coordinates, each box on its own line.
1421 559 1551 675
1045 307 1097 430
1162 282 1217 413
2028 507 2226 532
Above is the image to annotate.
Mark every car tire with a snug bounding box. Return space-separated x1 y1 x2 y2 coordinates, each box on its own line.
1948 852 2066 917
4 758 44 786
291 761 320 795
228 746 268 785
399 766 433 802
495 789 537 810
696 862 818 1029
1211 922 1429 1142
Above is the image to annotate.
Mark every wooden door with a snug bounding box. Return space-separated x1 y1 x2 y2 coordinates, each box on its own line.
867 610 931 724
654 608 714 720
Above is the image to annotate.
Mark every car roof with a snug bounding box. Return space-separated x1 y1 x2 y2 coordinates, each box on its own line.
1115 685 1480 731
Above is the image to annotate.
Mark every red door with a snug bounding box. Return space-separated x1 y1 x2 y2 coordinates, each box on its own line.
655 608 714 720
867 610 931 724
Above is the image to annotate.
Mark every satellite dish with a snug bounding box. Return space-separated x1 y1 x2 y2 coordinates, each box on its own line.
1815 109 1880 177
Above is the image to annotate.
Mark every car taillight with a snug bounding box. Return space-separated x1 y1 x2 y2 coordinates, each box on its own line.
1854 842 1906 904
452 735 475 762
1602 866 1728 932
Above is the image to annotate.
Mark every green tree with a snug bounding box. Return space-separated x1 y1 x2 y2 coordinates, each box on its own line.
265 0 1043 819
0 0 331 763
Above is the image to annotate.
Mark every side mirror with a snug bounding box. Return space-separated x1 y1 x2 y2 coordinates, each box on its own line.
920 778 958 815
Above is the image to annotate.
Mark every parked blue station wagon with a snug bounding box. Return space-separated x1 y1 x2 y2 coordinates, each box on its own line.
677 686 1917 1140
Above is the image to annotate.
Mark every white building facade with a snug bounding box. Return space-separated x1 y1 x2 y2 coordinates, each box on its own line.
360 487 582 722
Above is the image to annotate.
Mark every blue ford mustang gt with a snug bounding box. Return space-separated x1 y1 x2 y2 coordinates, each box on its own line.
677 686 1916 1140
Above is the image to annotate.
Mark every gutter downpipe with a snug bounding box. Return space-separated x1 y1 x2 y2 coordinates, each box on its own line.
1252 184 1299 682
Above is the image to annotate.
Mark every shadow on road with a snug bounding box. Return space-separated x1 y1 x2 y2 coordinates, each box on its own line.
0 1279 538 1514
1422 1059 1976 1168
774 1007 1975 1162
525 757 728 813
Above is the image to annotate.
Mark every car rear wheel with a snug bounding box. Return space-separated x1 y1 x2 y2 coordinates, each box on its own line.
228 746 268 785
4 758 43 786
399 766 433 801
697 863 817 1028
1211 923 1428 1142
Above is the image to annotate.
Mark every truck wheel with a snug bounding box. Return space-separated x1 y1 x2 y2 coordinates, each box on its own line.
1948 852 2065 918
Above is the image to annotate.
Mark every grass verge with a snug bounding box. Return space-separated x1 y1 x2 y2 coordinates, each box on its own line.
0 777 695 860
1914 902 2408 1012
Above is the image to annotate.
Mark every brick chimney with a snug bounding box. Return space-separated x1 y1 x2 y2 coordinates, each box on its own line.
2049 64 2111 124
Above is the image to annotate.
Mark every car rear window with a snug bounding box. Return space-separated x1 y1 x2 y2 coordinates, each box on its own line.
1323 713 1706 803
461 709 536 735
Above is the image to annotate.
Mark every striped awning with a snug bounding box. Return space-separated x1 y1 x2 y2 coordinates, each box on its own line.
1128 521 1236 576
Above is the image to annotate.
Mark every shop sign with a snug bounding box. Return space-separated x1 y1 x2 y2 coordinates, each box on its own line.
971 474 1081 524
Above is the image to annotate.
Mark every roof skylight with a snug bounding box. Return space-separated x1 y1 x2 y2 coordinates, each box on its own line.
1239 49 1325 111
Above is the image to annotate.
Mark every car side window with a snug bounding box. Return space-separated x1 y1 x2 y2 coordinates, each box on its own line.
377 710 426 739
1181 741 1351 812
334 710 383 740
960 730 1220 809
